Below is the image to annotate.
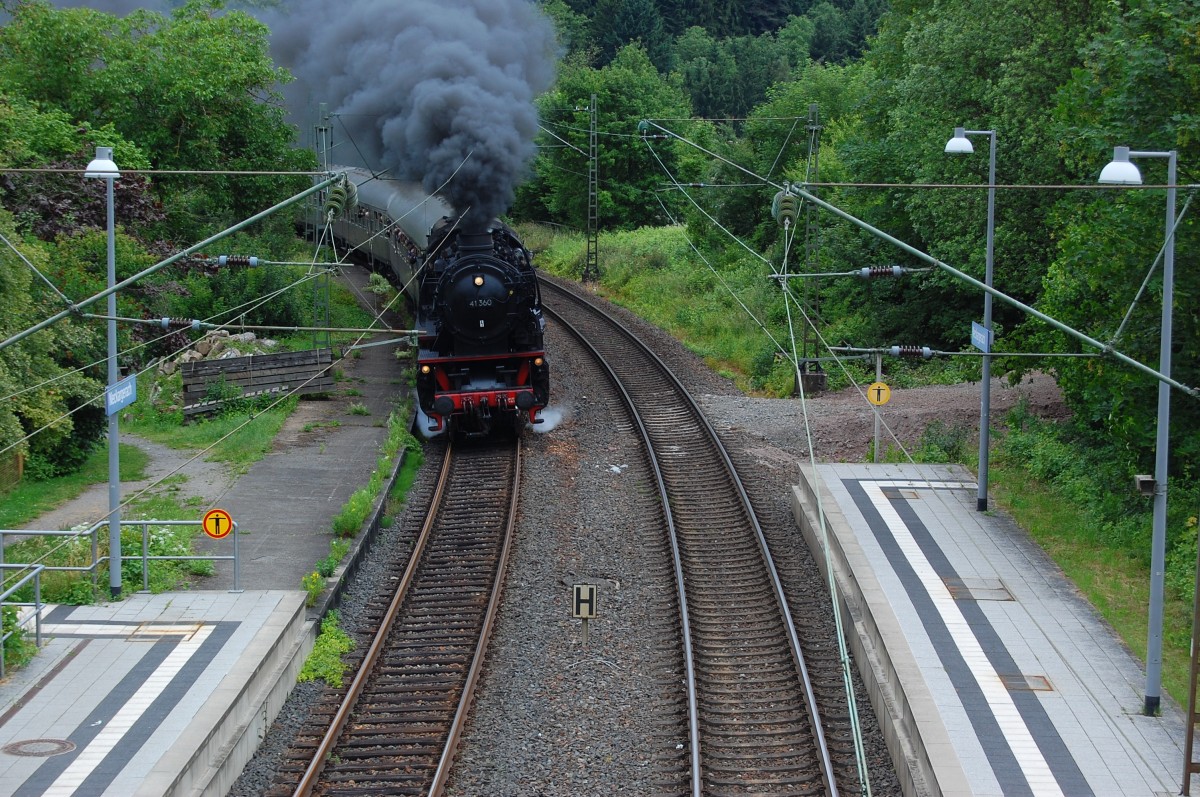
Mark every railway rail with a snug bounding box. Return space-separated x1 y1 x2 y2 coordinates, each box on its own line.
269 439 521 797
541 280 847 796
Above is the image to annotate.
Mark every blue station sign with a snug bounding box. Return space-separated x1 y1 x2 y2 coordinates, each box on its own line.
971 321 993 354
105 374 137 416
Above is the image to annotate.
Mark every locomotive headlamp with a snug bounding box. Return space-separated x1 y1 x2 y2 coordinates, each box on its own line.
534 357 544 367
420 365 431 374
474 275 485 286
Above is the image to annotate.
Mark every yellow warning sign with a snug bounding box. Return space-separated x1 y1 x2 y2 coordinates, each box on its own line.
202 508 234 540
867 382 891 406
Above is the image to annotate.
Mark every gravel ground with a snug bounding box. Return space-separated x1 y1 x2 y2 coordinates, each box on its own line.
229 280 1068 797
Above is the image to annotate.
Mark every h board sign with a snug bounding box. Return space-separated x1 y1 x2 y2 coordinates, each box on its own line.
572 584 597 619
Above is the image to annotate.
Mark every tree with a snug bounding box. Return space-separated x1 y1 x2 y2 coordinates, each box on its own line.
0 208 104 477
0 0 314 235
826 0 1106 349
1038 0 1200 469
518 45 697 231
592 0 672 71
674 18 811 121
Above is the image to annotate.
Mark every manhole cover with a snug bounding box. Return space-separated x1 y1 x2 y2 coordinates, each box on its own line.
2 738 76 757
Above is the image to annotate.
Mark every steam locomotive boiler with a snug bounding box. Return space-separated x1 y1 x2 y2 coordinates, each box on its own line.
414 216 549 437
319 168 549 437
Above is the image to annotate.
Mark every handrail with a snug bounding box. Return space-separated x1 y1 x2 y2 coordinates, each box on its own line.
0 563 44 678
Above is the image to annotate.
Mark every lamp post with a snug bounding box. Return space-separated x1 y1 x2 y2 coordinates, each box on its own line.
945 127 997 512
1099 145 1177 716
85 146 122 600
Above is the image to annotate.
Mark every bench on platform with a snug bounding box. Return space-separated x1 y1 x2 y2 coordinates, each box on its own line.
181 348 336 417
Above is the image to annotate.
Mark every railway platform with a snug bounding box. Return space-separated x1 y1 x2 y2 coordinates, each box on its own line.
793 462 1185 797
0 590 309 797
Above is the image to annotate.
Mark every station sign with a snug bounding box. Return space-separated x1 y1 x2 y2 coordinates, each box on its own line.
971 321 993 354
105 374 137 416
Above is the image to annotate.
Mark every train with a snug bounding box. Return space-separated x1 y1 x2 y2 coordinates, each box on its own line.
314 166 549 438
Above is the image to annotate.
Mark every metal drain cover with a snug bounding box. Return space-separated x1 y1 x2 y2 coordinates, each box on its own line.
3 738 76 757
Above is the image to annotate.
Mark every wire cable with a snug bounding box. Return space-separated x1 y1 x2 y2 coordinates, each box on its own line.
0 230 73 308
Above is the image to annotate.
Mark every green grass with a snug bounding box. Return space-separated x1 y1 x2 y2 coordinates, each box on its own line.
988 459 1191 708
0 443 150 529
125 396 296 474
3 485 216 603
299 611 354 684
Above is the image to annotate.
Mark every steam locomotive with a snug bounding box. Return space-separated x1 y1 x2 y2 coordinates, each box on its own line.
317 167 549 437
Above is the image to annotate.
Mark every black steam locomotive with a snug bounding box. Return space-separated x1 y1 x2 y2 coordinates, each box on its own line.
318 167 549 437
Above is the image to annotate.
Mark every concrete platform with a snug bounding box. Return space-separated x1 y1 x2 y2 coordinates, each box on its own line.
792 462 1185 797
0 591 310 797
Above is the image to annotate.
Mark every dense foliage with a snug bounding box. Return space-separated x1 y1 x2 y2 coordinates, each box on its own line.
0 0 317 478
1 0 1197 599
518 0 1200 605
521 0 1200 479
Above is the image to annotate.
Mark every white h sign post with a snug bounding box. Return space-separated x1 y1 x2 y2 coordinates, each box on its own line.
572 584 597 644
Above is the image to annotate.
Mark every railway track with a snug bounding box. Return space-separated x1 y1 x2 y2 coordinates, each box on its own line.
269 439 521 797
541 280 846 796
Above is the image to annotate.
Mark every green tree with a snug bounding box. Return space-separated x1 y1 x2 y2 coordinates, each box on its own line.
0 209 104 476
593 0 672 70
1038 0 1200 469
0 0 314 235
826 0 1105 349
518 45 698 231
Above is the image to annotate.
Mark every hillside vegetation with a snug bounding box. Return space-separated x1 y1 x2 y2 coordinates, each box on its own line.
0 0 1197 699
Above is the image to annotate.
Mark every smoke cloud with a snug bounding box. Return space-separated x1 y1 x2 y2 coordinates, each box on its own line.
49 0 558 227
265 0 559 227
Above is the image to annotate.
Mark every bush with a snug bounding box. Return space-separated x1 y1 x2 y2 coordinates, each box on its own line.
298 611 354 686
2 605 38 671
301 571 324 607
316 538 351 578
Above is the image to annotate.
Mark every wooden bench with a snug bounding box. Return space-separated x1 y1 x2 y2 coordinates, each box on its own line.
181 348 337 417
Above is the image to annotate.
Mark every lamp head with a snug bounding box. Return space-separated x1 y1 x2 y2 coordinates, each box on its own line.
945 127 973 154
1098 145 1141 185
85 146 119 179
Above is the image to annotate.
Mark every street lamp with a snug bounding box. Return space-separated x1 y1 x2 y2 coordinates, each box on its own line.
84 146 122 600
1099 145 1178 716
945 126 997 512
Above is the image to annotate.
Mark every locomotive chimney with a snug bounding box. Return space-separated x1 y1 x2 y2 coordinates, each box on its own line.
456 225 495 255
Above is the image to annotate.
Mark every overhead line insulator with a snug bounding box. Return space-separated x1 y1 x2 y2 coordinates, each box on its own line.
858 266 905 278
889 345 934 359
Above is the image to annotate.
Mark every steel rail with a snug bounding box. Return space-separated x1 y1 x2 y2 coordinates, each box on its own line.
542 294 704 797
428 439 523 795
542 278 839 796
291 440 456 797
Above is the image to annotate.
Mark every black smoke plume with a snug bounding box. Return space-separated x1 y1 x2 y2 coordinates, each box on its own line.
266 0 558 227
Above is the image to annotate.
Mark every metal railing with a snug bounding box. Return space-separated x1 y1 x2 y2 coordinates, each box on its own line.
0 564 43 679
0 517 241 594
0 518 240 676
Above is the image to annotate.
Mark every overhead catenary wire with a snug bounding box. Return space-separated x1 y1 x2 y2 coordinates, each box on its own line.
3 149 475 589
0 230 73 307
0 175 342 353
0 265 340 461
1109 190 1195 347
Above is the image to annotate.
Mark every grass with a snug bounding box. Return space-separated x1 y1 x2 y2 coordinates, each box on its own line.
3 485 217 603
988 459 1191 707
299 611 354 685
125 396 296 474
0 443 150 529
